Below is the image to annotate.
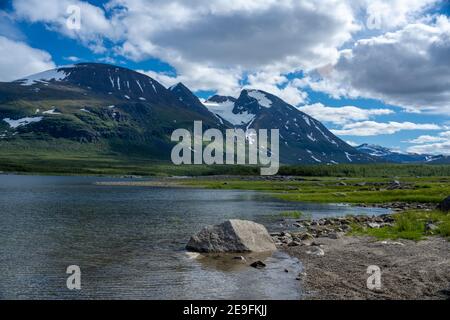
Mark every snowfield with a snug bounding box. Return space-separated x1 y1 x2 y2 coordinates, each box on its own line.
17 67 73 86
203 99 255 126
3 117 43 128
43 108 61 115
247 90 272 108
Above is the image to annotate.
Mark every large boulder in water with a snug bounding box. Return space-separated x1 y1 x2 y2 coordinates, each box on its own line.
186 219 277 253
437 196 450 212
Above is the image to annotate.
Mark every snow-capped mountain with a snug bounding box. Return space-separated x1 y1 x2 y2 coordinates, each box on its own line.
0 63 223 155
199 89 376 164
1 63 378 165
356 143 450 163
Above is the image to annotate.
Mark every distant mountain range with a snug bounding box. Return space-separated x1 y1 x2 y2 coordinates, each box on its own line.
356 144 450 164
0 63 445 165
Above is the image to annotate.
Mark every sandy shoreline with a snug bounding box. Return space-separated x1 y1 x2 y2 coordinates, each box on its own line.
283 236 450 300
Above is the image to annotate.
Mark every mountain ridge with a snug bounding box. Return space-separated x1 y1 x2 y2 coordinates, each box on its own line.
356 143 450 164
1 62 380 164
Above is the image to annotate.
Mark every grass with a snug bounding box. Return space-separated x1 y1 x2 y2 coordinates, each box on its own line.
0 139 450 178
181 177 450 204
181 176 450 241
349 210 450 241
0 140 260 176
278 211 307 219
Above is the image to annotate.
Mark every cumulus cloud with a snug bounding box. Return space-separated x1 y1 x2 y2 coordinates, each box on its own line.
298 103 394 125
9 0 449 116
406 135 447 144
12 0 358 95
139 63 242 97
351 0 439 30
406 131 450 154
407 140 450 155
13 0 118 53
331 121 441 136
0 35 55 81
308 16 450 115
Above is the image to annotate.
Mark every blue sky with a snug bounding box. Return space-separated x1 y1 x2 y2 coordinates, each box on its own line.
0 0 449 154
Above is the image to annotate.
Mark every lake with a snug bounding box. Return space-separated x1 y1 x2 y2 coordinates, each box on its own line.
0 174 389 299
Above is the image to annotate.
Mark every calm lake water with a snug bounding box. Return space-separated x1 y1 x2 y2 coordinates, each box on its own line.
0 174 389 300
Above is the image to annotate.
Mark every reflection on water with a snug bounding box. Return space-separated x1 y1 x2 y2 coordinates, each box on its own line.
0 175 389 300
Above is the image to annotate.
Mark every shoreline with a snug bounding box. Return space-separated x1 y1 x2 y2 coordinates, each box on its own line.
282 235 450 300
271 210 450 300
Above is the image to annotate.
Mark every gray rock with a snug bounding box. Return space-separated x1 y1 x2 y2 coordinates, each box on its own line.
306 247 325 256
425 222 439 233
328 232 344 239
301 238 314 246
186 219 277 253
368 222 381 229
287 241 302 247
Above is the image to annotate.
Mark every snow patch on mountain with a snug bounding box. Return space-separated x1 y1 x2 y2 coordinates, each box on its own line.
247 90 272 108
136 80 144 93
311 155 322 163
43 108 61 115
302 115 311 126
345 152 353 162
3 116 43 128
18 68 73 86
203 99 255 126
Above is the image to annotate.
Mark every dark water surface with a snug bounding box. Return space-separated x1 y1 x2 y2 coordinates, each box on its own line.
0 174 389 299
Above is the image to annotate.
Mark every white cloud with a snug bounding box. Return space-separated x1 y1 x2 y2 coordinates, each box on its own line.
0 36 55 81
13 0 118 53
407 140 450 155
10 0 449 116
331 121 441 136
110 0 357 69
243 71 308 105
351 0 439 30
346 140 359 147
12 0 358 95
406 131 450 155
406 135 447 144
298 103 394 125
139 63 242 96
64 56 81 62
308 16 450 115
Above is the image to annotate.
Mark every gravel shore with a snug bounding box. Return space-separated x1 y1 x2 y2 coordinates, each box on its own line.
284 236 450 300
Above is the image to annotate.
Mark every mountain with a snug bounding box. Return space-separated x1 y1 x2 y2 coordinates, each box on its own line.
356 144 450 164
201 89 377 164
0 63 224 158
0 62 377 165
168 82 216 117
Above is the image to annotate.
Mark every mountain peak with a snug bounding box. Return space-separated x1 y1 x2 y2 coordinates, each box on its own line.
169 82 189 91
169 82 218 119
13 62 172 103
207 95 237 104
